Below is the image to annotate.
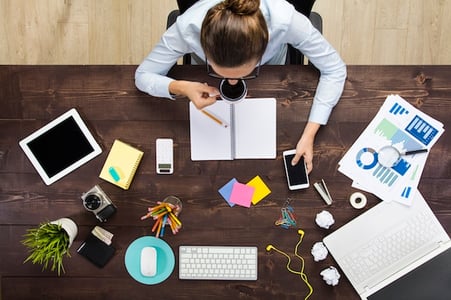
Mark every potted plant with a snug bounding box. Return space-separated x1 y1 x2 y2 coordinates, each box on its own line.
22 217 78 275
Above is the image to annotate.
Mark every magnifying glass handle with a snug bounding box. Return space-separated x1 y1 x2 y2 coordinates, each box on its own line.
404 149 428 155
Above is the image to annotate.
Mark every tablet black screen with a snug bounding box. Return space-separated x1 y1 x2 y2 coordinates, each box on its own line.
27 116 95 177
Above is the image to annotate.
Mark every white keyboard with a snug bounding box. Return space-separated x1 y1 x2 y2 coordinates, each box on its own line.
340 211 440 284
179 246 258 280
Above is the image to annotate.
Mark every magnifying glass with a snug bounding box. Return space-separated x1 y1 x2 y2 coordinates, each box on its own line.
377 145 428 167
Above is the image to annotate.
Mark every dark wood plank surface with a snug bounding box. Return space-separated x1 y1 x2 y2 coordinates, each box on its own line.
1 65 450 300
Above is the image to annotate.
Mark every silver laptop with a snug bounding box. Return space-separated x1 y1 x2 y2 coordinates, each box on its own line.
323 191 450 300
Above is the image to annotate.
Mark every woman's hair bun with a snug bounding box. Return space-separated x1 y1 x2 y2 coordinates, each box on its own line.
222 0 260 15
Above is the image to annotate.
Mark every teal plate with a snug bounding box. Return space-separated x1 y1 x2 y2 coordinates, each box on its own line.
124 236 175 285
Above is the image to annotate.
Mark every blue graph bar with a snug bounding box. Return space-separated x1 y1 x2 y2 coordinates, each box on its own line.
401 187 412 198
372 164 398 187
389 102 409 116
384 171 395 185
389 174 398 187
406 116 438 145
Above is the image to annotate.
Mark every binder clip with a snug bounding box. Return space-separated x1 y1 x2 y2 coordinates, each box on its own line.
314 179 332 205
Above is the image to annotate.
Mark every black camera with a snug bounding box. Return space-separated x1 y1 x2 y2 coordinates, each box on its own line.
81 185 117 222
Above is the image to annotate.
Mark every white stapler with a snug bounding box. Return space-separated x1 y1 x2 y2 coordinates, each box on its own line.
314 179 333 205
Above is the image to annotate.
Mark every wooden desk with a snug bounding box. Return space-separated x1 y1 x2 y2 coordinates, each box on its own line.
1 65 450 300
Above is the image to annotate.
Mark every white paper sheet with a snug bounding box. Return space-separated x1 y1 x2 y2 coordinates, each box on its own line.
338 95 444 205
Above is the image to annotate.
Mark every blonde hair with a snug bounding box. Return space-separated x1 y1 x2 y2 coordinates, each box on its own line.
201 0 268 67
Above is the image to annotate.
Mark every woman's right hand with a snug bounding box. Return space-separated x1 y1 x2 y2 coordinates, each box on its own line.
169 80 219 109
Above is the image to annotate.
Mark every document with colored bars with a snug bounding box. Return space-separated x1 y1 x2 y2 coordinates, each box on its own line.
338 95 444 206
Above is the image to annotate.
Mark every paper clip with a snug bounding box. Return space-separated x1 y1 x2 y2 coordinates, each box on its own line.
313 179 333 205
275 198 297 229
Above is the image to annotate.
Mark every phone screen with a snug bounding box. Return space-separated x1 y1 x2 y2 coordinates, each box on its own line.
284 154 308 187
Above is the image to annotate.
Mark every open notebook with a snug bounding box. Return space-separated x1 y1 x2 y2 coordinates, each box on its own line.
189 98 276 161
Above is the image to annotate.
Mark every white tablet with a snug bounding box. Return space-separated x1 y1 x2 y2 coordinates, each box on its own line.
19 108 102 185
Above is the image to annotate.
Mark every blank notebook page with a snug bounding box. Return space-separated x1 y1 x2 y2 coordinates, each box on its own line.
234 98 276 159
189 101 232 160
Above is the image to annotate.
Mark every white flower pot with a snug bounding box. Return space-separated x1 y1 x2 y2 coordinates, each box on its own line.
51 217 78 247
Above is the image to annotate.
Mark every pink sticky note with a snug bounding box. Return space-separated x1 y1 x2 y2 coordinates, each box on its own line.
229 182 255 208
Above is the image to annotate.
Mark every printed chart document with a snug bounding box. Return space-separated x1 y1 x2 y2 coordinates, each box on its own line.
338 95 444 206
189 98 276 161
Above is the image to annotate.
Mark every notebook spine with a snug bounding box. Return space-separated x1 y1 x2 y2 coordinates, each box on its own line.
230 104 236 159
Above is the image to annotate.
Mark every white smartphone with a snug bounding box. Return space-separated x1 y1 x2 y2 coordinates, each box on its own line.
283 149 309 190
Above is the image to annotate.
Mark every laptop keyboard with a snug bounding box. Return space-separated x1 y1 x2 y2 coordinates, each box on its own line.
178 245 258 280
340 211 440 283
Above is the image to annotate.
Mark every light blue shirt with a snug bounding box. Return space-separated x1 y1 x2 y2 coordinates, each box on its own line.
135 0 346 125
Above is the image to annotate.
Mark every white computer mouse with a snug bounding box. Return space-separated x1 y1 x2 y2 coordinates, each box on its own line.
140 246 157 277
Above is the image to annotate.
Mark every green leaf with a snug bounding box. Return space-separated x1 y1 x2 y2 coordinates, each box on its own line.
21 221 72 276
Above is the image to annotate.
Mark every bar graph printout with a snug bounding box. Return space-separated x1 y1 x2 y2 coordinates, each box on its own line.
338 95 444 206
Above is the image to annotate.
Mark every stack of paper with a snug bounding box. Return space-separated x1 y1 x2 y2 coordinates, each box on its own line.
338 95 444 206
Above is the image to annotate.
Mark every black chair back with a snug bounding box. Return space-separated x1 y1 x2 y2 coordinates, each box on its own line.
177 0 315 17
177 0 198 14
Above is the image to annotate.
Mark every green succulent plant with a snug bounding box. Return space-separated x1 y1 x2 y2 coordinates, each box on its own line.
22 221 71 276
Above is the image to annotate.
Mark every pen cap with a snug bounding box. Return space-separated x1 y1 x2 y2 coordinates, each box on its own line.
219 79 247 104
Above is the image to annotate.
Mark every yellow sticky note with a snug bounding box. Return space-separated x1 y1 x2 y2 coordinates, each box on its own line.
247 175 271 205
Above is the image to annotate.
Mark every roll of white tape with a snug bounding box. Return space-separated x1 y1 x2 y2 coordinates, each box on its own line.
350 192 367 209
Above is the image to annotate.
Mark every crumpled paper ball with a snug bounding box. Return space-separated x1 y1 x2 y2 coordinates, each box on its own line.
311 241 328 262
320 266 341 286
315 210 335 229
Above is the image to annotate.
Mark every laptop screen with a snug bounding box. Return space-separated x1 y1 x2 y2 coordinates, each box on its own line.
368 247 451 300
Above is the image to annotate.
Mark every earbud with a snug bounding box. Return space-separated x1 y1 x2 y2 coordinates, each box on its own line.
266 245 274 252
298 229 305 237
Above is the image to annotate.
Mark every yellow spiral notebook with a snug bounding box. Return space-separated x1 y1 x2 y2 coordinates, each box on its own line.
99 139 143 190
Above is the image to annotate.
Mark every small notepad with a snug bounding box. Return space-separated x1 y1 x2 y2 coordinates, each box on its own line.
246 175 271 205
218 178 238 207
229 182 255 208
99 139 143 190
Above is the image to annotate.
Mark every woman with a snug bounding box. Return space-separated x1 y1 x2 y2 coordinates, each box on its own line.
135 0 346 173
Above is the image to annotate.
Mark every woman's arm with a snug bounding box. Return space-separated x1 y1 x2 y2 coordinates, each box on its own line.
286 12 347 172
